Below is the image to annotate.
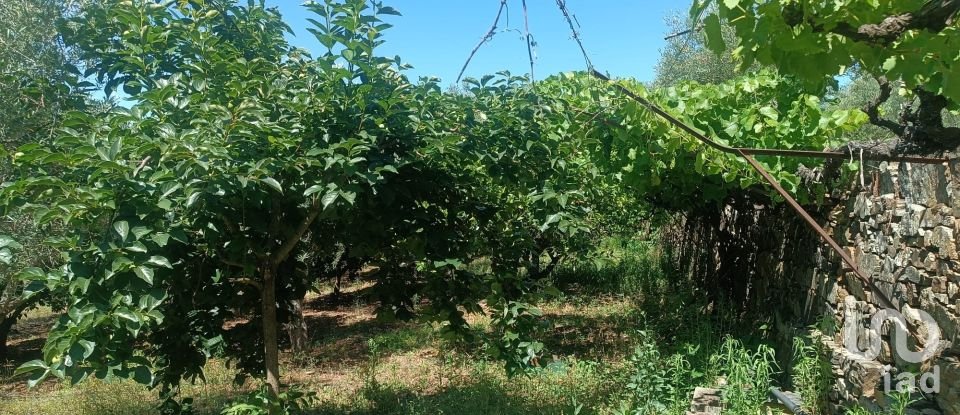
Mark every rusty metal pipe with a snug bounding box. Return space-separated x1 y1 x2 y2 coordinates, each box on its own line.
590 69 905 310
739 150 895 310
589 70 948 165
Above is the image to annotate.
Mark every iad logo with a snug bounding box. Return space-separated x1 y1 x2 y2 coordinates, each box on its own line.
883 366 940 394
842 306 942 394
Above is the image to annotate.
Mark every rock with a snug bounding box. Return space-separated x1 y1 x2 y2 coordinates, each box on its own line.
936 357 960 415
903 205 926 237
922 208 945 229
900 266 922 284
686 387 722 415
854 194 874 219
926 226 958 259
899 163 949 207
920 289 960 352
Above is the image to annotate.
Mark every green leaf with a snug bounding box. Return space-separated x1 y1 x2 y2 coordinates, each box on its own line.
112 256 134 272
341 49 355 61
146 256 173 269
722 0 740 8
18 267 46 281
134 265 154 285
186 192 201 208
378 6 401 16
0 235 22 250
113 221 130 241
77 340 96 359
758 106 779 121
150 233 170 247
304 184 324 197
126 242 148 253
115 309 140 323
131 365 152 385
321 191 339 209
539 213 562 231
703 14 726 54
882 56 897 71
138 289 166 311
260 177 283 194
14 360 48 377
131 226 151 240
0 248 12 265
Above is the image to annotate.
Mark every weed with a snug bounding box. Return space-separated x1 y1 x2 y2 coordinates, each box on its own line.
220 385 315 415
790 336 832 414
712 337 779 415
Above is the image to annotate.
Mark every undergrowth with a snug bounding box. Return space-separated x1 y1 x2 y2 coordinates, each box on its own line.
1 236 838 415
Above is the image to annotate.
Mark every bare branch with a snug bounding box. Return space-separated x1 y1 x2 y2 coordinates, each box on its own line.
555 0 593 71
521 0 536 84
800 0 960 45
664 25 703 40
230 277 263 291
218 255 247 268
132 156 151 177
456 0 508 84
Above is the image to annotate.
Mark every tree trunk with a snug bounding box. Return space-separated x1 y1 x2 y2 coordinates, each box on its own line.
0 315 13 361
0 299 35 362
261 263 281 397
286 297 308 356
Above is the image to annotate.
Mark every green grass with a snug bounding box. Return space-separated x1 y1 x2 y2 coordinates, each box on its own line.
0 359 242 415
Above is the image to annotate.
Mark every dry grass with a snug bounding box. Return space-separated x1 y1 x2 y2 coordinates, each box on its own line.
0 282 638 415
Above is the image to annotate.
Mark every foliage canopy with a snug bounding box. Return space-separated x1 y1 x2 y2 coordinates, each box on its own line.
1 0 949 408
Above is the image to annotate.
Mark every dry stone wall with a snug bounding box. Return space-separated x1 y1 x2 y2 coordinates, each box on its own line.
667 159 960 414
817 161 960 414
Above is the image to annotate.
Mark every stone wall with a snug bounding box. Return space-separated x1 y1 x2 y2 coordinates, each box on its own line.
815 161 960 414
666 160 960 414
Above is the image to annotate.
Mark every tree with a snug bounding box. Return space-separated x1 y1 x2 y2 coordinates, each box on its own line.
693 0 960 149
551 71 867 210
0 0 92 362
5 0 422 396
654 7 742 87
4 0 617 402
0 0 89 151
829 71 960 145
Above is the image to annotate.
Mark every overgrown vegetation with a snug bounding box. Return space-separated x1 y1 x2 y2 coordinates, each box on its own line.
2 239 836 414
1 0 957 413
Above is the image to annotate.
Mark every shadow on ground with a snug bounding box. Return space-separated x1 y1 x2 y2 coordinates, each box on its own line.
310 380 576 415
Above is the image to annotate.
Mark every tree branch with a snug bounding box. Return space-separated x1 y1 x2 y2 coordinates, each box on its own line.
863 76 906 136
521 0 536 84
0 285 43 320
271 202 321 264
219 255 247 268
793 0 960 45
456 0 507 84
230 277 263 291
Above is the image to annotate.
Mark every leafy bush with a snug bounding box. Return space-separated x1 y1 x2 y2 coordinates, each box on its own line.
221 385 316 415
619 331 695 414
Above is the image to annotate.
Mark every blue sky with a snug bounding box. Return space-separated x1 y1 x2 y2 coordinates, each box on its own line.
265 0 692 85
